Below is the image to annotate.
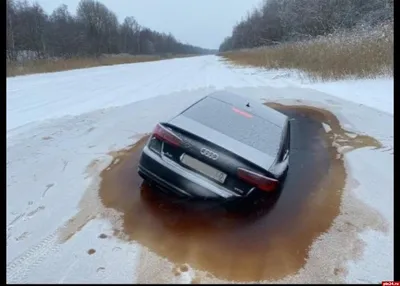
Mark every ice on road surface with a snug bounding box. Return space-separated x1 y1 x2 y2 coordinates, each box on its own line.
6 55 393 283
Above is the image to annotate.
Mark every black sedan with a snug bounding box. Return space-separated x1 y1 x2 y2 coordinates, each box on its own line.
138 90 290 201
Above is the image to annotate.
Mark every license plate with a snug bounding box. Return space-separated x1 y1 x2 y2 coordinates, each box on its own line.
180 154 227 183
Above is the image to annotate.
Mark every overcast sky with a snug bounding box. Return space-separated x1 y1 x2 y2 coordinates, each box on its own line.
32 0 263 49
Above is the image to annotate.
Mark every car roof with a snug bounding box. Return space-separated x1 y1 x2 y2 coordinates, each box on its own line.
206 90 288 129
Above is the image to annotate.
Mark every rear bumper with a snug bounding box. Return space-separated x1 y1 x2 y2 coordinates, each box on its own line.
138 146 241 200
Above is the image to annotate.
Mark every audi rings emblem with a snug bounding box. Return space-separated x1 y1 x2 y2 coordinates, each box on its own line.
200 148 219 160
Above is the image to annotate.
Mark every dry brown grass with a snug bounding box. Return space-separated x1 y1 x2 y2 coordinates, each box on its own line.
6 54 195 77
221 24 393 81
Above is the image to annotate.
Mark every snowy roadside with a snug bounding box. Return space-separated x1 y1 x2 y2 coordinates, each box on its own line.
6 55 393 283
7 56 393 134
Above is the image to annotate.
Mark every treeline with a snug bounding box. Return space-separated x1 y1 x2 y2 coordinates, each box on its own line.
6 0 213 62
219 0 393 52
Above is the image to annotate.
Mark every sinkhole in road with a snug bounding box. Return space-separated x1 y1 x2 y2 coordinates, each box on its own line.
60 103 382 282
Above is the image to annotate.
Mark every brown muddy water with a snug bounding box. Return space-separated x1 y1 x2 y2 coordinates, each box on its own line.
60 103 382 282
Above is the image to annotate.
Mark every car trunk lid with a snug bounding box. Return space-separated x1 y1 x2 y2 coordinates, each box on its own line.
167 114 278 171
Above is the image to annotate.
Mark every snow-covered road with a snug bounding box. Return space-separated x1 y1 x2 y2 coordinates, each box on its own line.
6 55 393 283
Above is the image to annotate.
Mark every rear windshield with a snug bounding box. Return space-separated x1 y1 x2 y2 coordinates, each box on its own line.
182 97 283 156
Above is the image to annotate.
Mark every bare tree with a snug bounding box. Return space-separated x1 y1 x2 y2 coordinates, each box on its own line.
10 1 48 59
6 0 17 61
120 16 140 54
219 0 393 52
47 4 82 57
6 0 214 62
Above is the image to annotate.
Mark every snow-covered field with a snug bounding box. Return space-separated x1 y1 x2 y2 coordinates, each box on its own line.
6 55 393 283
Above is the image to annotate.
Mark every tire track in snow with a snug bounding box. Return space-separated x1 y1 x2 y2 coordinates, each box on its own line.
7 155 110 282
7 231 60 283
6 209 90 283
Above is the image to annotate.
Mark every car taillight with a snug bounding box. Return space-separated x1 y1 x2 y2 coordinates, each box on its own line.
237 168 278 192
152 123 182 147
